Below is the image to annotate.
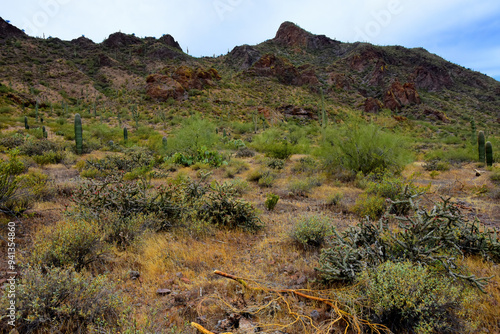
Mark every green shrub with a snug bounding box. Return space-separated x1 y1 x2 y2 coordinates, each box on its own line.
287 176 323 196
317 122 412 175
228 178 250 195
235 147 255 158
265 193 279 211
0 265 124 333
266 158 285 170
197 181 263 231
423 159 451 171
167 116 219 155
0 151 48 213
291 213 332 249
292 156 319 175
32 150 64 165
32 219 107 271
352 194 386 220
250 128 296 159
360 261 466 334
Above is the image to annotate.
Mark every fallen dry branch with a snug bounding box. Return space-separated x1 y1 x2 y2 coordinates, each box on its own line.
212 270 390 334
191 321 233 334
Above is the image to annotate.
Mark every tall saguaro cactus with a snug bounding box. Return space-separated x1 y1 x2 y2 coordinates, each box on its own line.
123 127 128 142
75 113 83 154
24 116 29 129
478 130 485 164
486 141 493 167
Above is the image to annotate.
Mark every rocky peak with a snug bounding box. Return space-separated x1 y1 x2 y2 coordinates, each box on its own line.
0 17 27 40
273 21 338 50
71 36 95 48
103 32 142 48
159 34 182 51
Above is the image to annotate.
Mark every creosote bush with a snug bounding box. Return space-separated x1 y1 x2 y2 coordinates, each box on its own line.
317 122 412 175
31 219 107 272
0 265 124 333
291 213 332 249
359 261 468 334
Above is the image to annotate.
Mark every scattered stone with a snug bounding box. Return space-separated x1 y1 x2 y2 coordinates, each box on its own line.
176 272 183 278
180 277 191 284
310 309 321 320
296 275 307 285
156 288 172 296
129 271 140 280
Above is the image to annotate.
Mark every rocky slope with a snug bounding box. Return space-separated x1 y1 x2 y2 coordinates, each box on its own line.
1 18 499 125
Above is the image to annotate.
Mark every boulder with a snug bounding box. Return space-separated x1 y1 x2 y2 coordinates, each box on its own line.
146 74 185 101
364 97 383 113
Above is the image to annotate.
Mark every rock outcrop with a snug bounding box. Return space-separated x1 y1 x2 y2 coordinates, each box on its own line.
103 32 142 48
226 45 261 70
158 34 182 51
0 17 26 39
146 66 221 101
411 64 453 91
383 79 421 111
364 97 384 113
247 54 319 87
273 21 339 50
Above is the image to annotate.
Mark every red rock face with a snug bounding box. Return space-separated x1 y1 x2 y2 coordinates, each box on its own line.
146 66 221 101
273 21 339 50
248 54 318 87
364 97 383 113
423 108 450 123
383 79 421 111
146 74 185 101
411 65 453 91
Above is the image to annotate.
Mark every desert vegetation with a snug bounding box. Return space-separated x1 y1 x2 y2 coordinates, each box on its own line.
1 18 500 334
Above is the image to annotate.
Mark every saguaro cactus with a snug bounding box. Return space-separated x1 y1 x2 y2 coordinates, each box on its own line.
478 130 485 163
75 113 83 154
42 126 47 138
486 141 493 167
123 127 128 141
162 136 167 149
24 116 29 129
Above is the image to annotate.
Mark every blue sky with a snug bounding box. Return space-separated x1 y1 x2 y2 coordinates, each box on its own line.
2 0 500 80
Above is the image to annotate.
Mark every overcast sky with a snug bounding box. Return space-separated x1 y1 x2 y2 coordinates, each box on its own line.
2 0 500 80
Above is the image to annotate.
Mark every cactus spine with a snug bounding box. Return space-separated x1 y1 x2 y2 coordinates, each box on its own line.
24 116 29 129
486 141 493 167
123 127 128 141
74 113 83 154
478 130 485 163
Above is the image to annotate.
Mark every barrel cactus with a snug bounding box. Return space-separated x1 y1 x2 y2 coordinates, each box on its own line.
74 113 83 154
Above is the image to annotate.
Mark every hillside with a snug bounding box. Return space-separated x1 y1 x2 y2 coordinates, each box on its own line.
1 18 500 334
0 19 499 127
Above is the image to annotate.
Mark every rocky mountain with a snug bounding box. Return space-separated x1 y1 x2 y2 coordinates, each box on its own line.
0 18 499 125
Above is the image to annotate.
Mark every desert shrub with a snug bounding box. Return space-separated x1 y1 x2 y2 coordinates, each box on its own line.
167 116 219 155
287 176 323 196
32 150 64 165
291 213 332 249
0 133 25 150
319 195 500 286
326 192 344 207
228 178 250 195
265 193 279 211
490 168 500 184
31 219 107 271
317 122 412 175
248 168 277 187
292 156 319 175
20 138 62 156
0 265 123 333
352 194 386 220
171 146 226 167
0 151 48 213
424 144 476 165
423 159 451 171
235 146 255 158
251 128 296 159
266 158 285 170
360 261 466 334
197 181 263 231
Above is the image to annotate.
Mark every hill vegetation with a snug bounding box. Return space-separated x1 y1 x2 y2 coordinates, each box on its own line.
0 18 500 333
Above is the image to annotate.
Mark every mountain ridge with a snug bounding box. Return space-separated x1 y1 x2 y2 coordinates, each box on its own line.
0 17 499 125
